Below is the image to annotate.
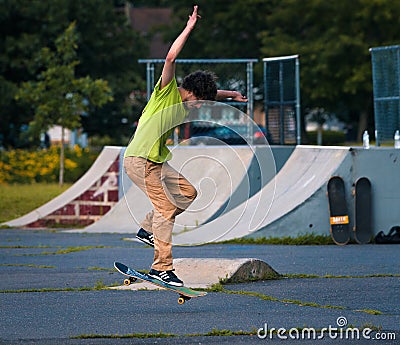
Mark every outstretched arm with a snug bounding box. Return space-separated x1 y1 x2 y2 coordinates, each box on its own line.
160 6 200 90
216 90 248 102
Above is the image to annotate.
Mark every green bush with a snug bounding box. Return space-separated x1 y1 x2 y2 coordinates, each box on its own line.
0 145 97 184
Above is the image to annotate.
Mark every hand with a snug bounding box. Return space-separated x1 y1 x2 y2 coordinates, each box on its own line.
187 5 201 31
231 91 248 102
216 90 248 102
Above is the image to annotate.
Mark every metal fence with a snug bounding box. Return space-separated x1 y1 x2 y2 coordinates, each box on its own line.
138 58 302 145
263 55 301 145
370 45 400 145
138 59 258 144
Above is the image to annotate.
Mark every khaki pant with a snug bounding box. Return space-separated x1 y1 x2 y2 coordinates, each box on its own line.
124 156 197 271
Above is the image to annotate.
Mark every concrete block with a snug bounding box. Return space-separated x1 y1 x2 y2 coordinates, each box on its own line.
111 258 279 290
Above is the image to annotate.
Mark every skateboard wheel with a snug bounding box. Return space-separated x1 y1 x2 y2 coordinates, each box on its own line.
178 295 191 304
123 278 131 286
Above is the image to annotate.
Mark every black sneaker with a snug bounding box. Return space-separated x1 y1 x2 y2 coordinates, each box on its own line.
136 228 154 247
148 269 184 287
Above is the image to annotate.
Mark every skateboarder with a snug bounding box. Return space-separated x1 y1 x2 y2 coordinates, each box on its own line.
123 5 247 287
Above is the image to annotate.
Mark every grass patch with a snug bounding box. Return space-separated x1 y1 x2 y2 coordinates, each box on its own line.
17 245 110 256
200 329 255 337
0 287 93 293
285 273 400 279
73 332 176 339
88 266 114 272
205 285 385 316
44 246 109 255
204 282 225 292
73 328 256 340
0 263 55 269
76 325 389 340
218 234 334 245
0 245 52 249
211 274 389 315
0 280 110 293
306 130 346 146
0 183 71 223
355 309 383 315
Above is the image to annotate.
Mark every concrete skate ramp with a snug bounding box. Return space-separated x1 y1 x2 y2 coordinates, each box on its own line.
111 258 279 289
81 145 264 233
173 146 350 245
3 146 122 228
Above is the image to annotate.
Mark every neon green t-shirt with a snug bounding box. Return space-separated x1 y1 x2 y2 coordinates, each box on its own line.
124 77 187 163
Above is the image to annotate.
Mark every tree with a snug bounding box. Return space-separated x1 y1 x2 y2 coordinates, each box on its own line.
157 0 400 141
1 0 147 148
67 0 148 142
15 22 113 186
259 0 400 141
0 0 68 148
162 0 272 59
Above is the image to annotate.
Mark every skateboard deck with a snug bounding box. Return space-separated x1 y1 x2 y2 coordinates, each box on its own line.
353 177 372 244
114 262 206 304
327 176 350 245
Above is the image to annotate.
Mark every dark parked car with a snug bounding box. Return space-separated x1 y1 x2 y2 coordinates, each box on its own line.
189 125 270 145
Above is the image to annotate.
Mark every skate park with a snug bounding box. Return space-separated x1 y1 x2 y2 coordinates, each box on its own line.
4 55 400 243
2 50 400 344
3 132 400 343
4 144 399 245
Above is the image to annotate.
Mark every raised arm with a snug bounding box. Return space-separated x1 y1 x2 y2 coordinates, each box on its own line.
216 90 248 102
160 6 201 89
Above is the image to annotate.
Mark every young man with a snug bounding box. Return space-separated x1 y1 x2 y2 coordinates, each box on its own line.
124 5 247 287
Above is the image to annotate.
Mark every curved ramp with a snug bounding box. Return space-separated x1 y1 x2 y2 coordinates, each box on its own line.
173 146 350 245
81 145 265 233
3 146 122 228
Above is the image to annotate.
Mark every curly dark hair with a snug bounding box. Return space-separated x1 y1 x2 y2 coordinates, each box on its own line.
181 70 217 100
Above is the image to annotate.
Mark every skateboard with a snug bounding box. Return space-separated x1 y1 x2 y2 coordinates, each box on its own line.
353 177 372 244
113 262 206 304
327 176 350 245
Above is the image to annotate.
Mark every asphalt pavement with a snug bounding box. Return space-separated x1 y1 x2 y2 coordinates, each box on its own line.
0 229 399 344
